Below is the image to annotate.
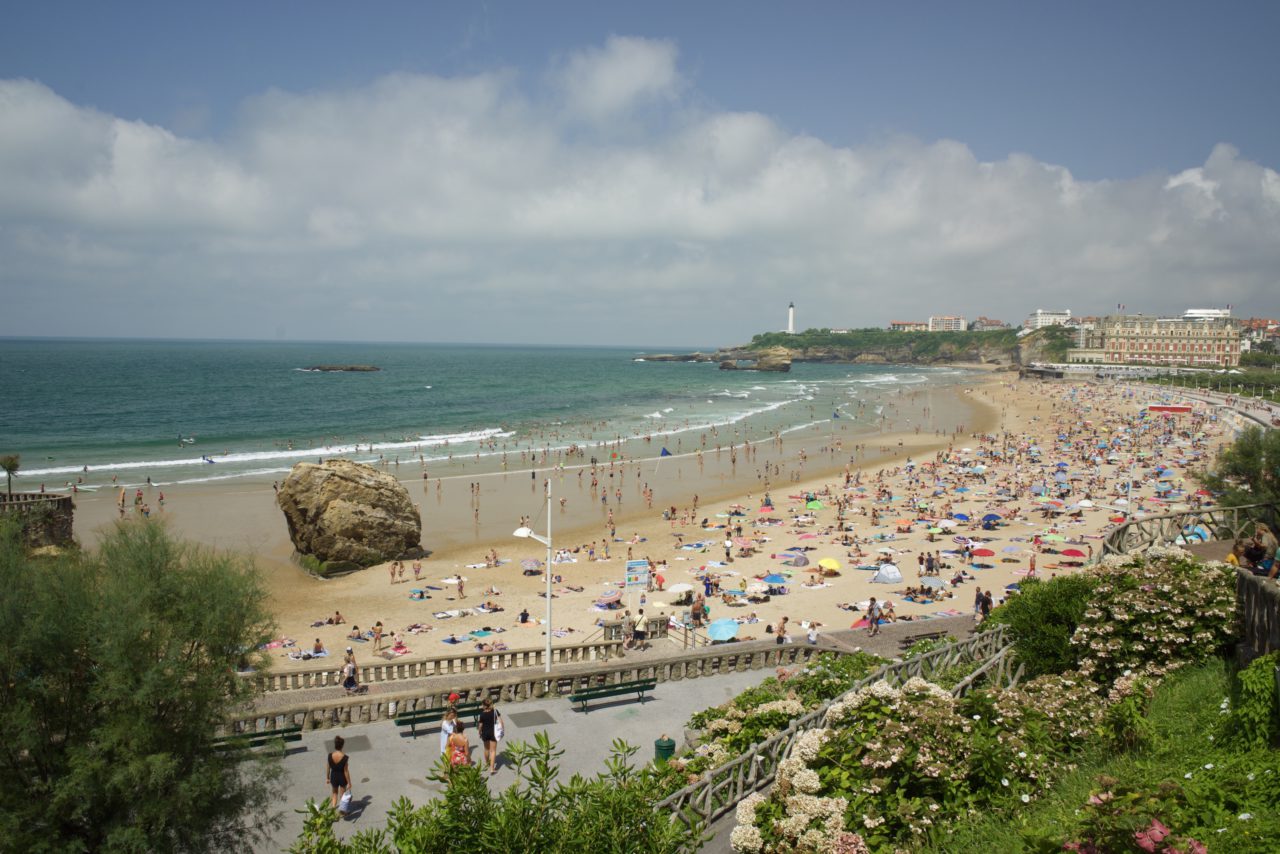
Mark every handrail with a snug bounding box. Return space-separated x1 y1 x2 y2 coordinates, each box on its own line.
1236 567 1280 663
655 628 1013 833
1101 502 1279 558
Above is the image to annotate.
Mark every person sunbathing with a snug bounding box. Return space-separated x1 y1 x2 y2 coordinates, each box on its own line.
483 601 504 612
347 626 362 639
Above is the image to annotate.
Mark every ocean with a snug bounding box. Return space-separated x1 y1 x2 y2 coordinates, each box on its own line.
2 339 977 492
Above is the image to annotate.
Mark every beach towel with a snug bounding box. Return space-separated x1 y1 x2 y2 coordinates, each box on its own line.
388 647 411 656
471 630 492 638
433 612 452 619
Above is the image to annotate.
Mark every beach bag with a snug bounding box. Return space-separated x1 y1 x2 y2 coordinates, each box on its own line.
495 713 504 741
338 791 352 814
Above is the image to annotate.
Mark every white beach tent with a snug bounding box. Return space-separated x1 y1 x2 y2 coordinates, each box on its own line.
870 564 903 584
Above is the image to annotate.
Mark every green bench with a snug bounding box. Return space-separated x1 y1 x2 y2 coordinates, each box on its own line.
568 678 657 713
394 700 483 738
213 724 303 754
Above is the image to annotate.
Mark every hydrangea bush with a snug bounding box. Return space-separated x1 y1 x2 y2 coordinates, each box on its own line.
731 550 1241 852
1072 548 1235 686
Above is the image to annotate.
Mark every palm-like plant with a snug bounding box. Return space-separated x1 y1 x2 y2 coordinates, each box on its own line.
1 454 19 497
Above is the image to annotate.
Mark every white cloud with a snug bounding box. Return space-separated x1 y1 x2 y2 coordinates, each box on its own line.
554 35 682 121
1 38 1278 345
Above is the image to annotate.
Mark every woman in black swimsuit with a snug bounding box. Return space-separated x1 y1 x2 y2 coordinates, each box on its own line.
328 734 351 812
478 697 500 774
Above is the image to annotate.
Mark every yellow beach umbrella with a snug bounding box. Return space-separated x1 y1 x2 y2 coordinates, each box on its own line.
818 558 842 571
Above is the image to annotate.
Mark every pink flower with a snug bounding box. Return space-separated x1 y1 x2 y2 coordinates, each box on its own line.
1134 831 1157 853
1148 819 1170 843
1186 840 1207 854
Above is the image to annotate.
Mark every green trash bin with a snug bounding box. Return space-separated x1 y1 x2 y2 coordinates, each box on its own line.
654 735 676 764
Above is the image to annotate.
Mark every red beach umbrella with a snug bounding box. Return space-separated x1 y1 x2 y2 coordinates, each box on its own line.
970 548 996 557
1061 548 1086 557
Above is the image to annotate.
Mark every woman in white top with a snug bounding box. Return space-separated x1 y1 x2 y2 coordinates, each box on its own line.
439 709 457 755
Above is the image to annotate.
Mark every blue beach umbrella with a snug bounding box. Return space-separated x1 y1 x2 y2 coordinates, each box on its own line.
981 513 1001 522
953 513 970 521
763 574 789 585
707 619 739 642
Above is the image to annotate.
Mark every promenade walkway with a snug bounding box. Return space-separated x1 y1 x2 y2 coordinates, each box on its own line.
255 619 973 851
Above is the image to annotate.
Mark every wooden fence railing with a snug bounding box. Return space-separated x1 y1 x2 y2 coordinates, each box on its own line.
656 627 1014 835
1236 567 1280 663
1102 502 1279 558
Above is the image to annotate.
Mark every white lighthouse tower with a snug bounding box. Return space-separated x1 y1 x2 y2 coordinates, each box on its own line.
787 302 795 334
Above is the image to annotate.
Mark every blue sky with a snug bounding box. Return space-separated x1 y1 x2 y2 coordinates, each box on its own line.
2 1 1278 344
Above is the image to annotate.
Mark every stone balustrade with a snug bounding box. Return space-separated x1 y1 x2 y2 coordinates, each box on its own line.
0 492 74 546
244 640 624 693
1236 567 1280 663
226 636 834 735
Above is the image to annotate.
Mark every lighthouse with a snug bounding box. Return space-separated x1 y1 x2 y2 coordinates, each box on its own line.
787 302 795 334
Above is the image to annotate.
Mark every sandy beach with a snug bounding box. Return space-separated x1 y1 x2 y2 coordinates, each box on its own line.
69 374 1235 671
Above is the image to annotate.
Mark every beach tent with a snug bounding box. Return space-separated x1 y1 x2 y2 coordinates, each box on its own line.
871 564 903 584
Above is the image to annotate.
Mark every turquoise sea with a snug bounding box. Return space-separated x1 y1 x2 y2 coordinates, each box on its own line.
2 339 975 491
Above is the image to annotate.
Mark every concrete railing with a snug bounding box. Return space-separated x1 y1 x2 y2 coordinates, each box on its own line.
1102 502 1279 559
656 627 1013 835
244 640 624 693
1236 568 1280 663
225 636 836 736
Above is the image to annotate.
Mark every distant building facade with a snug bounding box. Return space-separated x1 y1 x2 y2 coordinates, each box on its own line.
1069 311 1240 367
927 315 967 332
1024 309 1072 330
968 316 1010 332
889 321 929 332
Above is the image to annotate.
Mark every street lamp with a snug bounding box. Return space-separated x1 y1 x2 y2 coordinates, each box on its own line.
513 478 553 673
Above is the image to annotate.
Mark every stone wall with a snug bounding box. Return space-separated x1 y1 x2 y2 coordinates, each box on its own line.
0 493 74 547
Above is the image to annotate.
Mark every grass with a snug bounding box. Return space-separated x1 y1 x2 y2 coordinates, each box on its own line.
924 661 1280 853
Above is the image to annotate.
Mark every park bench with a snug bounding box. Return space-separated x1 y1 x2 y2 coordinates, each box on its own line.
213 724 303 754
898 630 949 650
567 678 657 713
394 700 483 738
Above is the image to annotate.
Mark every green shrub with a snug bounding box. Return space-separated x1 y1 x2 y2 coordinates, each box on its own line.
1219 652 1280 750
985 573 1096 677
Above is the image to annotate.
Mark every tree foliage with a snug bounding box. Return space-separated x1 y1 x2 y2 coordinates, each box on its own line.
982 573 1097 677
1196 426 1280 507
0 518 281 852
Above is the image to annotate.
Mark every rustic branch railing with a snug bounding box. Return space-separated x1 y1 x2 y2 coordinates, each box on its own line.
1102 502 1279 558
656 627 1014 834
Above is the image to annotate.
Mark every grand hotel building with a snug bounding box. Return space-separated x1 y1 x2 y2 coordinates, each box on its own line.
1069 312 1241 367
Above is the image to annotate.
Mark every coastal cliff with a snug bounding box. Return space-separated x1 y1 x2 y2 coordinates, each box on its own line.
640 327 1074 369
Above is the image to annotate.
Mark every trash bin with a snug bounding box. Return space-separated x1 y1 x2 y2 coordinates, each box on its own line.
654 734 676 764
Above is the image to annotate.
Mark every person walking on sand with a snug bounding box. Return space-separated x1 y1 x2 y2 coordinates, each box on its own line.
457 577 466 599
373 621 384 652
478 697 501 774
327 735 352 814
867 597 882 637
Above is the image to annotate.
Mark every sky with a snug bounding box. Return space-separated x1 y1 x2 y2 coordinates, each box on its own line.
2 1 1278 347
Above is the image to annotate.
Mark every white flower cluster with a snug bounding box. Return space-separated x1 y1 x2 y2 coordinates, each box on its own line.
752 698 806 717
793 727 831 762
901 676 953 698
729 824 764 853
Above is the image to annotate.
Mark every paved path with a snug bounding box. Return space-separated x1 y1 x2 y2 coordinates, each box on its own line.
256 619 974 851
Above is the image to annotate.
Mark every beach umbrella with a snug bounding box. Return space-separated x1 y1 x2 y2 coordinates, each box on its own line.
1077 499 1094 508
733 537 753 547
953 513 970 521
596 590 622 604
981 513 1001 522
955 487 970 493
1109 515 1127 523
971 548 996 557
666 583 693 594
818 558 842 571
919 577 945 590
1061 548 1086 557
1005 583 1021 591
806 500 824 510
936 519 956 529
707 619 739 642
894 518 914 526
1001 546 1022 553
783 555 810 567
746 583 769 594
763 573 789 585
927 527 942 534
520 558 542 570
1042 533 1067 542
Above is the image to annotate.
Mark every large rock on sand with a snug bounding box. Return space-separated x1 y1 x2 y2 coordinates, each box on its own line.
277 459 422 567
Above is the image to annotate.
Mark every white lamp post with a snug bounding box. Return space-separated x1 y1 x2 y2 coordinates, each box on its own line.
513 478 553 673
